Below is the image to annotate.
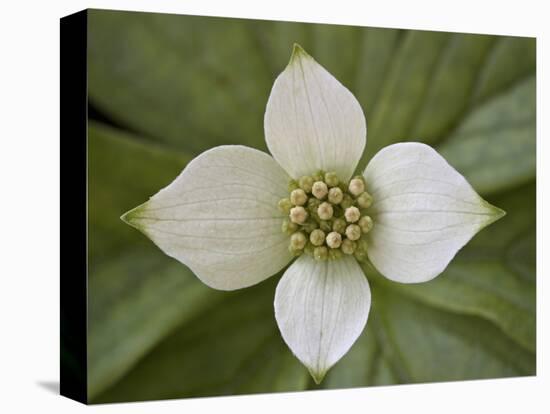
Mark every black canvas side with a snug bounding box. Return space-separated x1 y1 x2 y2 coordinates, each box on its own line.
60 9 88 404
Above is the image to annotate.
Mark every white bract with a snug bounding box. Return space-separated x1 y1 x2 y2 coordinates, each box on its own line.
122 44 505 383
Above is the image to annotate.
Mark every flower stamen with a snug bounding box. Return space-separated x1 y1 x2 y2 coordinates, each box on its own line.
289 206 308 224
348 177 365 196
290 188 308 206
344 206 360 223
279 171 375 261
317 202 334 220
326 231 342 249
312 181 328 199
328 187 343 204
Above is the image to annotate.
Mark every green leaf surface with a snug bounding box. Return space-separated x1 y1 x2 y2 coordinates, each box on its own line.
88 251 223 398
370 286 534 381
88 123 224 398
323 284 534 388
354 28 403 123
88 10 273 155
93 277 310 403
88 121 191 266
362 30 451 160
438 76 536 195
89 11 535 190
408 34 495 144
370 183 536 352
86 10 536 403
321 321 396 388
471 36 536 103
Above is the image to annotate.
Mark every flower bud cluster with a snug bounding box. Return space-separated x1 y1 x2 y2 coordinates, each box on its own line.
278 170 374 262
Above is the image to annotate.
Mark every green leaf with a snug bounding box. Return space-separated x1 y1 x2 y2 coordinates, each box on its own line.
356 33 534 170
88 10 273 155
88 12 384 156
88 122 224 397
354 28 403 119
310 25 362 85
88 121 191 266
438 75 535 195
361 30 451 161
471 36 536 103
369 183 535 350
321 323 396 388
88 251 224 398
89 10 535 187
323 285 534 388
92 277 310 403
408 34 495 144
371 287 534 381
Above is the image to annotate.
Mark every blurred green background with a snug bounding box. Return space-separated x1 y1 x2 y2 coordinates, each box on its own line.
87 9 536 403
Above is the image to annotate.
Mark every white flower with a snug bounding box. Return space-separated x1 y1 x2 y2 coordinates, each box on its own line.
121 44 505 383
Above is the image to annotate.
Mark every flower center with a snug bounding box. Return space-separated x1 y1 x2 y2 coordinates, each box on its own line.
278 171 374 262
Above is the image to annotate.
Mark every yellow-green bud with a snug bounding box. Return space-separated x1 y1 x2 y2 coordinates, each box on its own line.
307 198 321 220
358 216 374 233
332 205 344 218
348 177 365 196
356 239 368 254
328 187 344 204
312 181 328 199
281 219 298 235
288 245 303 256
328 248 343 261
310 229 326 246
357 191 373 209
289 206 308 224
301 220 318 233
317 202 334 220
288 179 300 192
312 170 324 182
344 206 361 223
319 220 332 233
340 194 354 209
341 239 357 255
304 241 315 256
290 188 308 206
278 198 292 213
299 175 314 193
324 171 339 187
314 246 328 261
354 239 369 262
345 224 361 241
290 231 307 250
326 231 342 249
332 218 347 234
307 197 321 209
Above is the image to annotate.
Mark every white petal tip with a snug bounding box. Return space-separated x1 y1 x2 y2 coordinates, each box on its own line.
309 368 327 384
120 210 132 225
289 43 309 63
486 204 506 223
120 202 148 230
475 201 506 232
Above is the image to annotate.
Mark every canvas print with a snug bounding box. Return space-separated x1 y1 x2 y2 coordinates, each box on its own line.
68 8 536 403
